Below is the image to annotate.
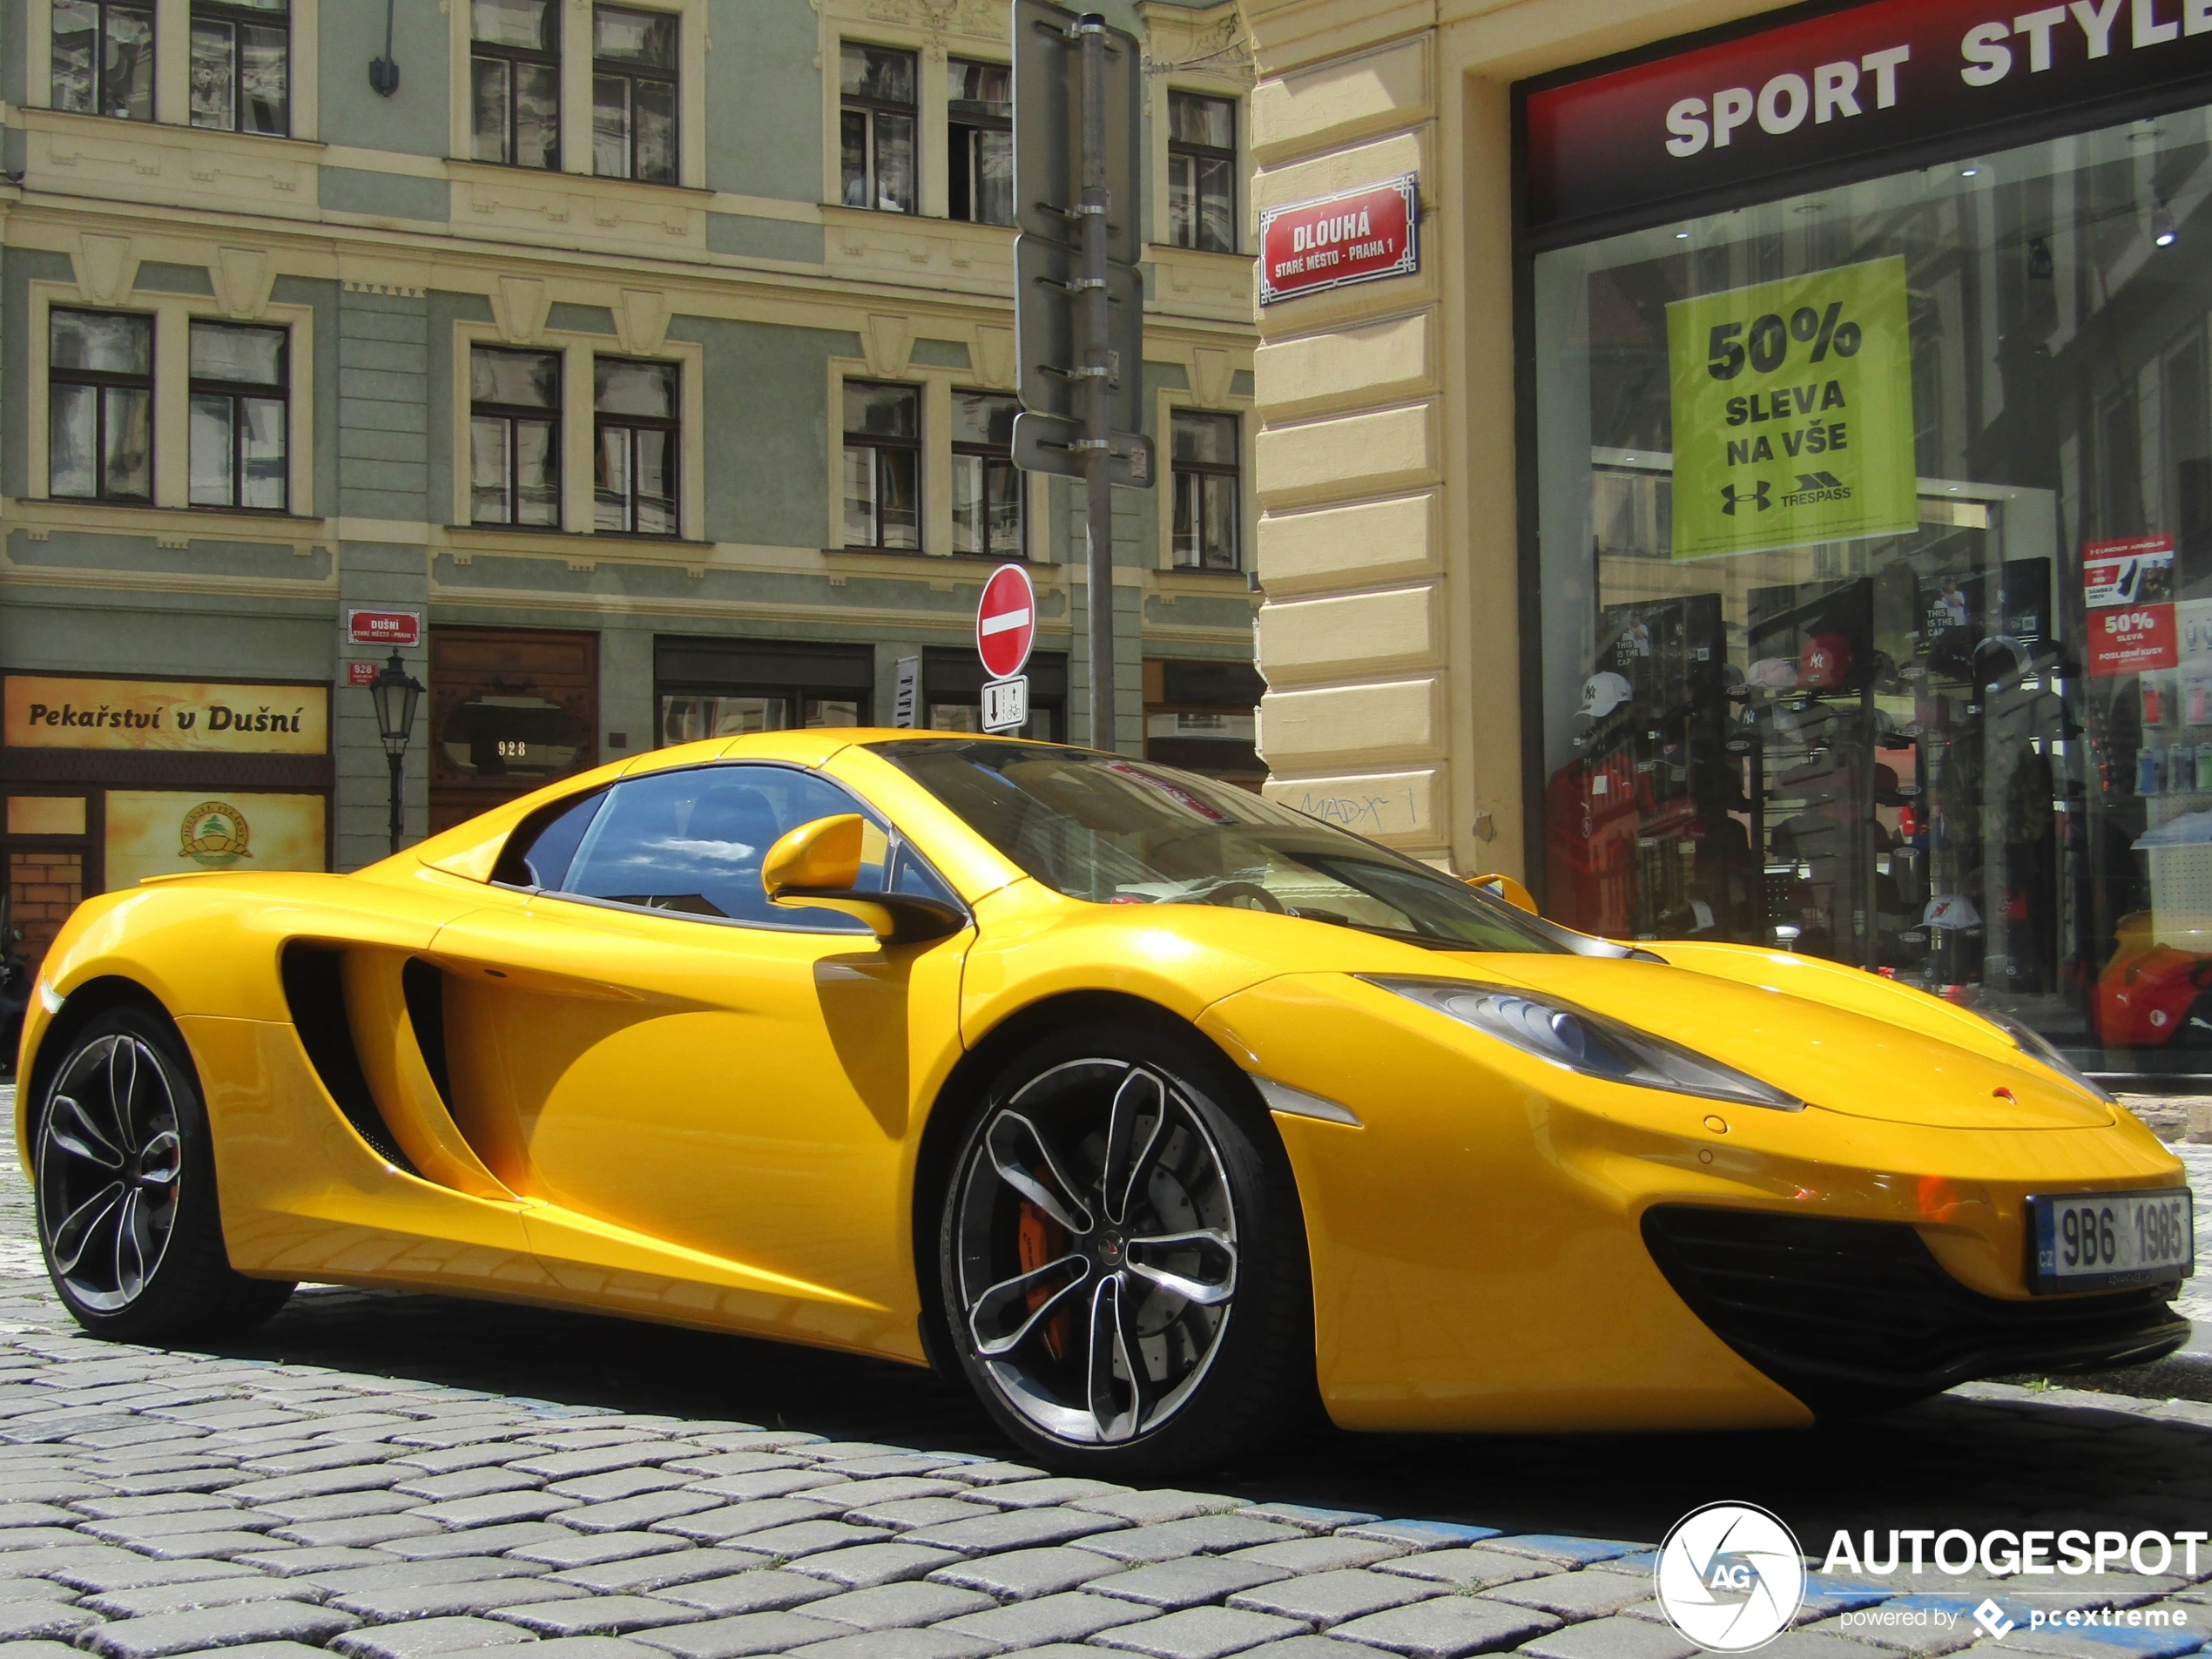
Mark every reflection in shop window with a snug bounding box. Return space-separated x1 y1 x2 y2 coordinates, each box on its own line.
1531 107 2212 1074
1170 410 1240 571
952 391 1022 558
594 358 678 536
440 694 584 780
190 0 288 136
840 43 915 214
188 321 287 512
471 0 560 169
592 4 678 184
658 695 860 745
50 309 152 504
52 0 153 121
470 346 561 527
843 381 921 550
948 58 1012 226
1168 91 1237 253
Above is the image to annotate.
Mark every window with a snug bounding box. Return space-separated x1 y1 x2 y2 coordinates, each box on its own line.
49 309 152 504
51 1 154 121
655 637 873 743
592 5 677 184
470 347 561 527
594 358 678 536
509 764 954 930
1170 411 1240 571
840 44 915 214
188 321 287 511
470 0 559 169
948 58 1012 226
951 391 1022 559
842 381 921 550
190 0 287 135
1168 91 1237 253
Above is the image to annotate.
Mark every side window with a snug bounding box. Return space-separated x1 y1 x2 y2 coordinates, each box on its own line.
544 765 953 929
495 788 607 890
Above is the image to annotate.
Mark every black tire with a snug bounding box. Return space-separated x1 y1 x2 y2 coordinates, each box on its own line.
33 1006 295 1342
936 1015 1315 1477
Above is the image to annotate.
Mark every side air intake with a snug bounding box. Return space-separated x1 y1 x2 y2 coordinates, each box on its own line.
279 943 420 1174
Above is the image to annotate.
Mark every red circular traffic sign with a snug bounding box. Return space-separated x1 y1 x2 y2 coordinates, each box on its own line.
976 563 1036 680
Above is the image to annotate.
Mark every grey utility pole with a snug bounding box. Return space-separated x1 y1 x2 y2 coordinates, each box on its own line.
1010 0 1150 753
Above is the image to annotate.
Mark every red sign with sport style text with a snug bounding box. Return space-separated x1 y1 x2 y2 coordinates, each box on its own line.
1259 176 1420 306
2085 534 2179 678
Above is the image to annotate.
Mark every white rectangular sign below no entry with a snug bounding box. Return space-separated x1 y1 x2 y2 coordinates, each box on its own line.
981 675 1028 733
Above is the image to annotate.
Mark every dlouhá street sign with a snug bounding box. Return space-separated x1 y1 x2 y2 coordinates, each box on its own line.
1258 175 1420 306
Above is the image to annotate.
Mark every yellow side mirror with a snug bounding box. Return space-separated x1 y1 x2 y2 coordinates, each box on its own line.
762 813 966 944
1467 872 1538 914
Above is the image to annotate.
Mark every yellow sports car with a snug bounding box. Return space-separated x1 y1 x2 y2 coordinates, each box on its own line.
15 732 2194 1474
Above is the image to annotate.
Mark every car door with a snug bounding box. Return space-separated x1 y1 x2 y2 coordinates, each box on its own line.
426 759 971 1356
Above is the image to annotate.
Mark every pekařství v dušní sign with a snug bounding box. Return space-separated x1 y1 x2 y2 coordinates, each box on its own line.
1259 175 1419 305
3 675 329 755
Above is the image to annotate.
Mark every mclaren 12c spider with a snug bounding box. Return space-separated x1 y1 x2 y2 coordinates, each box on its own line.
15 732 2196 1474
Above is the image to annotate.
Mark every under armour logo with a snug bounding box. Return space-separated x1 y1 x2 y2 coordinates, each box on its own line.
1722 482 1771 515
1793 471 1844 490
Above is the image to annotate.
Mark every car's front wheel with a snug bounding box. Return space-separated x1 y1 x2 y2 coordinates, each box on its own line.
937 1016 1315 1476
34 1006 295 1341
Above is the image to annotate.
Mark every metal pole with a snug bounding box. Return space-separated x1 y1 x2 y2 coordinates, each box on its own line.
386 750 404 857
1078 14 1114 752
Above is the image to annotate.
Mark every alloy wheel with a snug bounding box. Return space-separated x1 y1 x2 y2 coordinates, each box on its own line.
953 1058 1239 1445
37 1035 183 1312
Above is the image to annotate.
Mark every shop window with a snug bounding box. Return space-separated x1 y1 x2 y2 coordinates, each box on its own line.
592 4 677 184
430 626 597 833
51 0 154 121
469 346 561 528
594 358 678 536
842 381 921 550
925 646 1065 740
188 321 287 512
951 391 1022 558
840 43 915 214
470 0 559 170
1170 410 1240 571
655 637 873 744
1167 91 1236 253
1143 658 1264 785
948 57 1012 226
49 308 153 505
190 0 288 135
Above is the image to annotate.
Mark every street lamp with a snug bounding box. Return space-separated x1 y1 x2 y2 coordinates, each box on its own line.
369 651 423 857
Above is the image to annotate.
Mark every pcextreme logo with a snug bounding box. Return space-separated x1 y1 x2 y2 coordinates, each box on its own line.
1655 1502 1806 1652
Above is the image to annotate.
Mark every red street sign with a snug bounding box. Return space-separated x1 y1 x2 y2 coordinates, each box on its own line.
347 608 421 648
346 661 380 686
1259 175 1419 306
977 563 1036 681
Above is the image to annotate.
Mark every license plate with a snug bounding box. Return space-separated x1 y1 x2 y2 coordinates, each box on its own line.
2028 1188 2194 1292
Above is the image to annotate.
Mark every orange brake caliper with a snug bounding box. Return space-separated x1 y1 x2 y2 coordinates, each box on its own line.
1016 1189 1074 1362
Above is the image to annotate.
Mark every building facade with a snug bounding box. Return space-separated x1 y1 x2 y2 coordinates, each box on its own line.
1247 0 2212 1077
0 0 1264 973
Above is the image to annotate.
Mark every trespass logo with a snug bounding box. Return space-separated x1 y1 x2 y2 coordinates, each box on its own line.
1655 1502 1807 1652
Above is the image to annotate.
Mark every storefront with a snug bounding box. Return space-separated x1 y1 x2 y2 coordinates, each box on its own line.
0 673 332 974
429 627 599 834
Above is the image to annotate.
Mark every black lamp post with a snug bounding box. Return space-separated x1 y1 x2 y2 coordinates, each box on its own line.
369 651 424 856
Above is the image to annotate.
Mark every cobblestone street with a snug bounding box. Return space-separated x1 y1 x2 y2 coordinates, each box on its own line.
0 1093 2202 1659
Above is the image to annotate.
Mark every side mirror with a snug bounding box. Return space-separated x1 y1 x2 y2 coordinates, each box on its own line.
762 814 966 944
1467 872 1538 914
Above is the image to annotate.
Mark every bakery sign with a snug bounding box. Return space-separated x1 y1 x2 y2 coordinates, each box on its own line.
3 676 329 755
1258 175 1420 306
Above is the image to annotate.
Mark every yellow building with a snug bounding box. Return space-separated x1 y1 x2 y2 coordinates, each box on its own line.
1246 0 2212 1081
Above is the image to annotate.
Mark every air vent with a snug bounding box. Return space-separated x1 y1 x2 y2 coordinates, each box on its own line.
401 958 453 1109
278 944 419 1174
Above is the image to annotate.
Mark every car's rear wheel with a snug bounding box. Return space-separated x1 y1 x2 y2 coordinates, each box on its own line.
34 1007 294 1341
937 1016 1315 1477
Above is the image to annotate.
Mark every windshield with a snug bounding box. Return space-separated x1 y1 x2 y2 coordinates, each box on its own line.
876 740 1567 953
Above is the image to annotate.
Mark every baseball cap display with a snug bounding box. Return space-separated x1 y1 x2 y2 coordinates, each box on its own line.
1578 671 1633 719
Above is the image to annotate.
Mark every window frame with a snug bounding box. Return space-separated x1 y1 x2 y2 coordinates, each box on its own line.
48 307 155 506
469 0 561 171
590 2 678 184
187 319 290 514
51 0 156 123
593 354 680 537
1170 408 1243 573
839 40 918 216
188 0 289 136
1167 89 1238 255
469 344 563 529
949 388 1024 560
946 55 1011 227
841 378 923 552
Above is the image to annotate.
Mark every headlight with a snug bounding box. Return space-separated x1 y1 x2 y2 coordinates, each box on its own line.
1979 1010 2116 1105
1367 977 1803 1111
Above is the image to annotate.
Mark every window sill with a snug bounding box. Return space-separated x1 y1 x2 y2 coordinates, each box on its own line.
446 159 711 202
1157 565 1250 584
826 546 1051 567
1147 240 1250 263
3 497 330 550
17 107 325 154
447 523 709 550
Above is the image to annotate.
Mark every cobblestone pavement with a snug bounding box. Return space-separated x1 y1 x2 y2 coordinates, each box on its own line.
0 1096 2203 1659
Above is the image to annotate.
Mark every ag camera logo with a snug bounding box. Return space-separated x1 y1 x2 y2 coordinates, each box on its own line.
1656 1502 1806 1651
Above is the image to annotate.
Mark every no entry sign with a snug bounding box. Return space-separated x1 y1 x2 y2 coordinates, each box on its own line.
977 564 1035 680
